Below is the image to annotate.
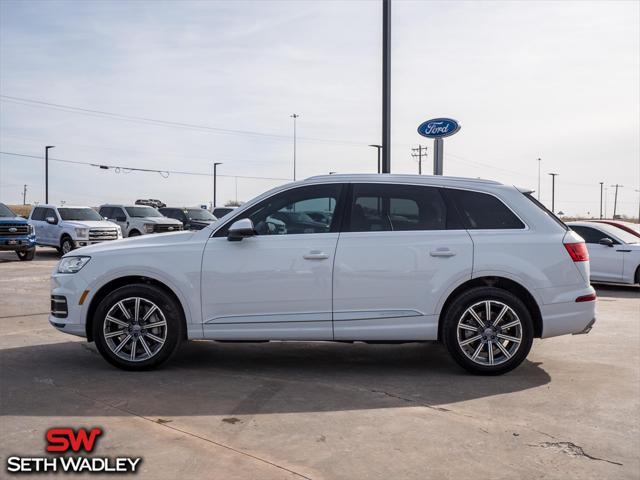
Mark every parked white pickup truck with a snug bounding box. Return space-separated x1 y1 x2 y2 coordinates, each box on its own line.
98 204 183 238
28 205 122 255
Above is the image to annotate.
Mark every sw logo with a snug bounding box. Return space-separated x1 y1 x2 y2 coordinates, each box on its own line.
46 427 103 453
6 427 142 474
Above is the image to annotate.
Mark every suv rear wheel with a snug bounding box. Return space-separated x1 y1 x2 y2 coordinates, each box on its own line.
442 286 534 375
93 284 184 370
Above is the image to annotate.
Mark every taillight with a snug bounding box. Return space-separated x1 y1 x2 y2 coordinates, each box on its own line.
564 242 589 262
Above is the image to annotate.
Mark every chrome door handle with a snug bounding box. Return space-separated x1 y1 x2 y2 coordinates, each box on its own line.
303 251 329 260
430 248 456 257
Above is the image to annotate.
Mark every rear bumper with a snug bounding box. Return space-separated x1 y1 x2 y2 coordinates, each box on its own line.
573 317 596 335
539 286 597 338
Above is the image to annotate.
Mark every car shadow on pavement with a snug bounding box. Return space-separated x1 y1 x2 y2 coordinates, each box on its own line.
1 340 550 417
0 248 59 263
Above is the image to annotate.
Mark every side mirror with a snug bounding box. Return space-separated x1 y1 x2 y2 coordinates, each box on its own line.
46 216 57 225
228 218 255 241
598 237 614 247
115 216 126 222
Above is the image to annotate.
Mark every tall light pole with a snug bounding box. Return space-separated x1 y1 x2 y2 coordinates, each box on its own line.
45 145 54 203
611 184 623 219
537 158 541 200
291 113 299 180
381 0 391 173
635 189 640 224
369 144 382 173
213 162 222 209
548 173 558 213
599 182 604 219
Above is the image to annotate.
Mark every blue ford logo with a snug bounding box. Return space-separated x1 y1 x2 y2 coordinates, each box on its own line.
417 118 460 138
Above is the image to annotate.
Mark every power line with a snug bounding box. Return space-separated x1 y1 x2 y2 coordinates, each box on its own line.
0 151 291 181
0 95 365 147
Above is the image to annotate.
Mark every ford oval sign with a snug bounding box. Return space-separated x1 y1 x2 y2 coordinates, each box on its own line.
417 118 460 139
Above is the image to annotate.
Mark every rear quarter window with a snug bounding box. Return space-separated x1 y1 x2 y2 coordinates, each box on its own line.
445 189 525 230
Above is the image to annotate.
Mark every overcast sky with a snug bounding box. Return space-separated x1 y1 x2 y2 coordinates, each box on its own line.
1 0 638 217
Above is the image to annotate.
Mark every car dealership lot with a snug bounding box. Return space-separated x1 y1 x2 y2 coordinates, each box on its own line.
1 250 638 479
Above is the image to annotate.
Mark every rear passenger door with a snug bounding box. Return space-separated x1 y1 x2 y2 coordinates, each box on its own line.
332 183 474 341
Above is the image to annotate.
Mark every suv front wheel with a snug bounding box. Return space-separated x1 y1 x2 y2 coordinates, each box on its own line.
442 287 534 375
93 284 184 370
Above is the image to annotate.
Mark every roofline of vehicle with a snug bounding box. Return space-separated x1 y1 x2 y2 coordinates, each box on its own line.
303 173 503 185
30 204 94 209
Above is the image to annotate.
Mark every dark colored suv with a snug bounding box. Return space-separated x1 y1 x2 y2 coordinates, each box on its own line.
159 207 217 230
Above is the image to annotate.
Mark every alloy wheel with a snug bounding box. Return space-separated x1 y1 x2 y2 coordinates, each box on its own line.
103 297 168 362
456 300 523 366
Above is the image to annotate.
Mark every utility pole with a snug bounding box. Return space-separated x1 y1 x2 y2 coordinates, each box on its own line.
22 184 27 205
537 158 541 200
411 145 427 175
369 144 382 173
213 162 222 208
381 0 391 173
599 182 604 219
45 145 55 203
611 184 623 219
635 189 640 224
548 173 558 213
291 114 299 180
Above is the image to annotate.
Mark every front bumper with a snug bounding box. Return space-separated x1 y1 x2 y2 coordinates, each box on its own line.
49 270 90 338
0 236 36 251
73 239 120 248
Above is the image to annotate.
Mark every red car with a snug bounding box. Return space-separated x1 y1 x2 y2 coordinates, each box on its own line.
592 220 640 239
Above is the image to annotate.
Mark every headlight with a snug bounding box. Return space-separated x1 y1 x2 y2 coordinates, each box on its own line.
57 256 91 274
28 224 34 234
116 226 123 238
143 223 154 233
75 227 89 238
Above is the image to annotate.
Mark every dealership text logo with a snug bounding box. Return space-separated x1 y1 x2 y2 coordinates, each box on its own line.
6 427 142 474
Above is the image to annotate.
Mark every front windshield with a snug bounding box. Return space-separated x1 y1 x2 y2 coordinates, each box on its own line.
187 209 216 221
125 206 163 218
58 208 103 221
0 204 16 217
595 223 639 244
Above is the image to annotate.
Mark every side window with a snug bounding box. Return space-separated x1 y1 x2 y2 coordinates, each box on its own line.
571 226 615 244
31 207 45 221
215 184 343 236
348 184 455 232
113 208 126 221
99 207 112 218
445 189 525 230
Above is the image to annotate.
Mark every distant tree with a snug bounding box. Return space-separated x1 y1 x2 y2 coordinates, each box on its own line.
225 200 243 207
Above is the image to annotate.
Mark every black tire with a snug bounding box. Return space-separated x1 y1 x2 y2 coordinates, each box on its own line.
16 248 35 261
93 284 184 370
60 236 74 256
442 286 534 375
128 230 141 237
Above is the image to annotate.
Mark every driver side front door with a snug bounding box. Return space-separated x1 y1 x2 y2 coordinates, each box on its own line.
200 183 345 340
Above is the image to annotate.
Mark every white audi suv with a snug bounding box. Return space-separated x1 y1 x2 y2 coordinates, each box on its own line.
49 174 596 375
